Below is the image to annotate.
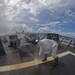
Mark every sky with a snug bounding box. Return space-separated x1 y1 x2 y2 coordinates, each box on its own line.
0 0 75 37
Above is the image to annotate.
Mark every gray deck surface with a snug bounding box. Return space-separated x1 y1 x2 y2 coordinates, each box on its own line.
0 42 75 75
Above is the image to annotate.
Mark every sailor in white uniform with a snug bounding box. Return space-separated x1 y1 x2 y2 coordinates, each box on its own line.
32 38 58 66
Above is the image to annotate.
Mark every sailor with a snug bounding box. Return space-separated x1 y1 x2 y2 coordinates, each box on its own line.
32 38 58 66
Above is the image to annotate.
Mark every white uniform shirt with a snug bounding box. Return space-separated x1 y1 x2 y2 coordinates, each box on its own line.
38 39 57 56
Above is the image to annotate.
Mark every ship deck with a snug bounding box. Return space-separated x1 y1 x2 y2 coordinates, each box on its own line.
0 41 75 75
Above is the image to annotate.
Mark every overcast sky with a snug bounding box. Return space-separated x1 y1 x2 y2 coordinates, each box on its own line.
0 0 75 37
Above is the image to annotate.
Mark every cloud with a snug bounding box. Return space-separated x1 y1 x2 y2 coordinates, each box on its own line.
0 0 75 36
38 26 61 33
38 26 75 38
64 10 75 22
0 0 39 35
0 3 3 7
22 0 61 15
18 24 33 32
61 32 75 37
38 26 49 32
37 21 60 27
30 17 39 22
17 0 75 16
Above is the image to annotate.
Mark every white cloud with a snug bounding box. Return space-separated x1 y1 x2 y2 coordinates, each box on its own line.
23 0 61 15
0 0 38 35
0 0 75 36
38 26 75 38
64 10 75 22
58 31 74 38
30 17 39 22
37 26 63 35
37 21 60 27
45 21 60 27
0 3 3 7
38 26 49 32
21 24 33 32
16 0 75 16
